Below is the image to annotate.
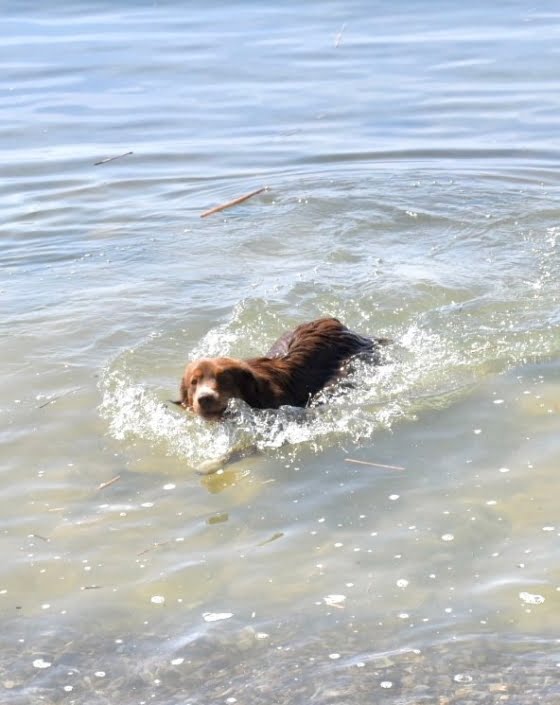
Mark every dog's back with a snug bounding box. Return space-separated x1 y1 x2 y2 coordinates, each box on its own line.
249 317 388 407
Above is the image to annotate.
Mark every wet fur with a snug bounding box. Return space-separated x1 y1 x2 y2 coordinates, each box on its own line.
175 317 389 419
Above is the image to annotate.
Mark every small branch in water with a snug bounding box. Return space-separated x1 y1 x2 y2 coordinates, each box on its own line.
94 151 133 166
345 458 405 471
257 531 284 547
31 533 50 542
38 388 78 409
97 475 121 491
137 540 171 557
38 397 59 409
200 187 266 218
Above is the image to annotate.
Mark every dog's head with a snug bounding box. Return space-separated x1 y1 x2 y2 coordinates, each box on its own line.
174 357 261 420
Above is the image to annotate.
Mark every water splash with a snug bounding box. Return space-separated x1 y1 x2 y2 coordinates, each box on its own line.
99 317 477 468
99 368 237 467
99 235 559 470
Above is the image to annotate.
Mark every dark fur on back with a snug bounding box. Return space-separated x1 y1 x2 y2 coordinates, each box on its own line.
175 317 389 419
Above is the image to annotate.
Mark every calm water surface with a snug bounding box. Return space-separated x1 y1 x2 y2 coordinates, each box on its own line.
2 1 560 703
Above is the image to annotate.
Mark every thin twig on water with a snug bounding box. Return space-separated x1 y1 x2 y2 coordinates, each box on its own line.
39 397 59 409
257 531 284 547
38 388 78 409
345 458 405 471
200 187 266 218
97 475 121 491
94 151 133 166
137 541 171 557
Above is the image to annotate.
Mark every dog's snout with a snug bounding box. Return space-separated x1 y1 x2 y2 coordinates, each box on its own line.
195 386 225 419
197 390 218 409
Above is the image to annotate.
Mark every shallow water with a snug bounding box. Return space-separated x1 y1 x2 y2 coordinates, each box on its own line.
2 1 560 702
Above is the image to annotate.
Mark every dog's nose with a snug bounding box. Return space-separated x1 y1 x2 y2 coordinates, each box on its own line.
197 392 218 410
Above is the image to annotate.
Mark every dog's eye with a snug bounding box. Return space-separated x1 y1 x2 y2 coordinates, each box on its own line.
190 378 198 387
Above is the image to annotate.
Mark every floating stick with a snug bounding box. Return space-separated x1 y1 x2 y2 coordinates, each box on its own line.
38 388 78 409
94 151 133 166
97 475 121 491
137 540 171 556
200 187 266 218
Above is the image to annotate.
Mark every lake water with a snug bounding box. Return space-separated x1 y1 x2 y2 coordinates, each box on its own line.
2 1 560 703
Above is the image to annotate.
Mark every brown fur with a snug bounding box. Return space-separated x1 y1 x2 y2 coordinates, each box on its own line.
174 317 389 420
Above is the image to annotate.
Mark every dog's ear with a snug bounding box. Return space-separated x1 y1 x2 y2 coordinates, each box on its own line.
229 365 264 409
171 368 194 410
181 372 194 409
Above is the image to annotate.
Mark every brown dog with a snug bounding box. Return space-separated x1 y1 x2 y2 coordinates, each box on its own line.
174 317 389 420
